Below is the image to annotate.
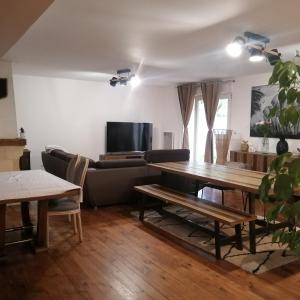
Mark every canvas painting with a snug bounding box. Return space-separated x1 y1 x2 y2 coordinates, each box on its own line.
250 84 300 139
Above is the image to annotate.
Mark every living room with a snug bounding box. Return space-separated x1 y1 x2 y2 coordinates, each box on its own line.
1 0 300 299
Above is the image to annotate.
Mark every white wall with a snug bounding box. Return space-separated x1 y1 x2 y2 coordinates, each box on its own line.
13 75 183 169
0 60 18 138
230 72 300 154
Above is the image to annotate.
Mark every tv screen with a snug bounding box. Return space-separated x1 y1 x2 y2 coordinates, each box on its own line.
106 122 153 153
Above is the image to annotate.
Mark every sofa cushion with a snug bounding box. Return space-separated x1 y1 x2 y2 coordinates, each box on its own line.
51 149 75 162
144 149 190 163
95 159 146 169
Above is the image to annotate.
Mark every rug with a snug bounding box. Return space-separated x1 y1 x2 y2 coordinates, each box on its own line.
132 205 299 274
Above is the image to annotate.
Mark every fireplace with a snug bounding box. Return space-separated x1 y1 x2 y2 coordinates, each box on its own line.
0 139 26 171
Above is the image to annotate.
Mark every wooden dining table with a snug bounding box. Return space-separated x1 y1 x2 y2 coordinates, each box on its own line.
0 170 81 255
148 161 289 254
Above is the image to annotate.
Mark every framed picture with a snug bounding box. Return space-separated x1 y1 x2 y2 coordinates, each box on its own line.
250 84 300 139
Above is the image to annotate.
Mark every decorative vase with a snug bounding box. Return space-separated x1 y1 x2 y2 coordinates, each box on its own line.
261 136 269 153
276 137 289 155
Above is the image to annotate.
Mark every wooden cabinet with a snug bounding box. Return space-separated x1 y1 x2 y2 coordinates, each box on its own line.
230 150 277 172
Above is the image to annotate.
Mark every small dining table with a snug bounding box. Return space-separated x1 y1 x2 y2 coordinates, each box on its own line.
0 170 81 254
147 161 290 254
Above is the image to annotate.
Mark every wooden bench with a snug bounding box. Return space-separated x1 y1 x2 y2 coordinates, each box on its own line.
134 184 256 259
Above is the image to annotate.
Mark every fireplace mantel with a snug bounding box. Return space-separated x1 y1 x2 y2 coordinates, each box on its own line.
0 139 26 146
0 139 26 171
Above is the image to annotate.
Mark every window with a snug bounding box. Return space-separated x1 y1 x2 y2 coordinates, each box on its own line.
188 96 230 162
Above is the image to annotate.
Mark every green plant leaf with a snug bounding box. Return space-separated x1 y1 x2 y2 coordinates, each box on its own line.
273 174 293 201
270 152 292 174
289 159 300 185
278 89 287 105
297 92 300 104
286 107 299 126
266 204 282 221
259 174 272 202
287 88 298 104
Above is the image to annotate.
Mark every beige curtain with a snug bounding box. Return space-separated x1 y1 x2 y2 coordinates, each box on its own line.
200 82 220 163
177 84 198 149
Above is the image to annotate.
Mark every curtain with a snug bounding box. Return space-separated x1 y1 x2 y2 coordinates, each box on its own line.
200 82 220 163
177 84 198 149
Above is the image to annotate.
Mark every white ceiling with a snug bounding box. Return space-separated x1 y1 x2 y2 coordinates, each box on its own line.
3 0 300 85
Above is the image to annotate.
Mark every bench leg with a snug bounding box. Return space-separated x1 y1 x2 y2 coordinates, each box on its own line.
248 193 256 254
0 204 6 258
234 224 243 250
139 195 146 222
214 221 221 259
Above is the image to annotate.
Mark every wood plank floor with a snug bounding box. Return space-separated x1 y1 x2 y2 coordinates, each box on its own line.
1 189 300 300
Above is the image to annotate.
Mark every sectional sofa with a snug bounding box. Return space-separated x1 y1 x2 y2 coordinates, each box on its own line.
42 149 193 207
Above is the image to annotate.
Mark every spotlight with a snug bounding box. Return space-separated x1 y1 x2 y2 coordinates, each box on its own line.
226 37 245 57
248 47 264 62
109 77 118 87
266 49 281 66
130 75 141 88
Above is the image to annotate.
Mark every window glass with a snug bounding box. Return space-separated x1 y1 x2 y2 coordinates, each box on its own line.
189 97 229 162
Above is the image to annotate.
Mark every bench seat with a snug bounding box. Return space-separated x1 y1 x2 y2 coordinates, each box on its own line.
134 184 256 258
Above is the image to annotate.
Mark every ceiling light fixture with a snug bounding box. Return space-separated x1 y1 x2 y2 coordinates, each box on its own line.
130 75 141 88
226 32 281 65
109 69 141 87
226 37 245 57
248 47 265 63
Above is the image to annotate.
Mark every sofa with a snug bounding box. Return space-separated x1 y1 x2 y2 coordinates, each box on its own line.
42 148 193 207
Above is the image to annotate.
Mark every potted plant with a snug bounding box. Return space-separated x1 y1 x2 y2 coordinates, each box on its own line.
259 53 300 254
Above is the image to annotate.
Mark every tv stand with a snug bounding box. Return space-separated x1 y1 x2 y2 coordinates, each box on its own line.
99 152 145 160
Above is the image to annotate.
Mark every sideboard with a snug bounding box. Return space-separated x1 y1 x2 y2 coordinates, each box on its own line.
229 150 277 172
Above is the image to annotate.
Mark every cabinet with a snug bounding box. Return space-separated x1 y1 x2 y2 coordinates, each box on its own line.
229 150 277 172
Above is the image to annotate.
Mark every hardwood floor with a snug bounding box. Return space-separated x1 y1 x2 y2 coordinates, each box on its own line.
1 189 300 300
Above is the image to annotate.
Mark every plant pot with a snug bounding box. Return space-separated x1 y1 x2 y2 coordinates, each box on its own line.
276 137 289 155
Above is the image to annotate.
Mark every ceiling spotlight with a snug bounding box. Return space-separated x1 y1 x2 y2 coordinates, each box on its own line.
248 47 264 62
109 77 118 87
109 68 141 87
226 37 245 57
266 49 281 66
130 75 141 88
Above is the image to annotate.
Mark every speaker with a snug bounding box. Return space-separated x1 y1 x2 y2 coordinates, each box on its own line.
163 132 174 149
0 78 7 99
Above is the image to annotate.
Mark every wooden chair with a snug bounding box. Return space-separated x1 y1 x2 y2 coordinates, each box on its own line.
47 156 89 246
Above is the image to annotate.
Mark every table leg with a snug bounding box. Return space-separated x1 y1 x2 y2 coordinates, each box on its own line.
0 204 6 257
248 193 256 254
36 200 49 251
195 181 200 197
21 202 32 227
139 195 145 222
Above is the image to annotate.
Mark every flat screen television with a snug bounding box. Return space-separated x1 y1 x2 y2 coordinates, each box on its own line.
106 122 153 153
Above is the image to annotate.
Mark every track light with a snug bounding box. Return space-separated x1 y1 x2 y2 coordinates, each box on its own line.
109 69 141 87
226 32 281 65
265 49 281 66
248 47 264 63
130 75 141 88
226 37 245 57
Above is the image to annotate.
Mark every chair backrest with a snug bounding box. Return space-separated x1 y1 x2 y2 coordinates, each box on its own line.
72 156 89 188
66 155 80 182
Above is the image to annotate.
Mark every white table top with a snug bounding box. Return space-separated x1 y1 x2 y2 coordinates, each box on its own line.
0 170 81 204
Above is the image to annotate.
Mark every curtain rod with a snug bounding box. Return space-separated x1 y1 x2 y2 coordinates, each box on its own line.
179 79 235 87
